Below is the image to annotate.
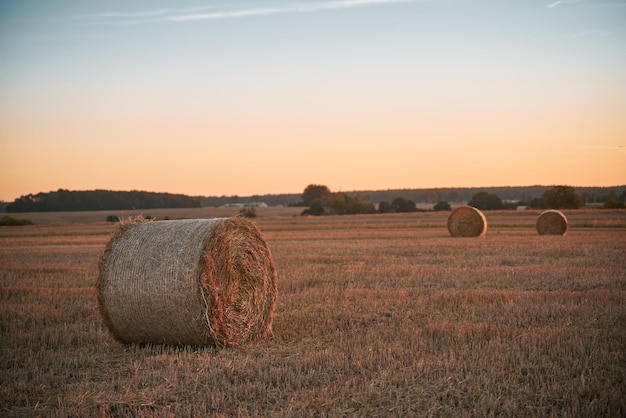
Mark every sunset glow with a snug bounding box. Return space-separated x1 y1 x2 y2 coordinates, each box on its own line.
1 0 624 201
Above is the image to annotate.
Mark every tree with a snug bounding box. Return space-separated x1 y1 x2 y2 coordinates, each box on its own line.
530 197 544 209
391 197 417 213
301 184 331 206
602 199 626 209
468 192 503 210
542 186 582 209
345 195 375 215
5 190 201 212
378 201 393 213
301 199 325 216
324 193 352 215
301 193 374 216
433 201 451 211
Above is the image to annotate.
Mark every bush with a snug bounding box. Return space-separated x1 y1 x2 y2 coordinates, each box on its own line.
391 197 417 213
433 201 451 211
602 199 626 209
0 215 33 226
239 206 257 218
378 201 393 214
346 197 375 215
468 192 504 210
301 199 325 216
469 192 504 210
302 193 374 216
530 197 544 209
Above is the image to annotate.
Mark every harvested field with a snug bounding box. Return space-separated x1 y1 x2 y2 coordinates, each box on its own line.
1 209 625 417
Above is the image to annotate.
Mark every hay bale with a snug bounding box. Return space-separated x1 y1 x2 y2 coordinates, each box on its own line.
447 206 488 237
97 217 277 347
536 209 568 236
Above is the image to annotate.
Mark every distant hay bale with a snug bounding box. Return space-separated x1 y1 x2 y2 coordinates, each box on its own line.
447 206 488 237
97 217 277 347
536 209 568 236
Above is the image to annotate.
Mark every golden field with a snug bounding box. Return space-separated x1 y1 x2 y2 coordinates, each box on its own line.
1 209 625 417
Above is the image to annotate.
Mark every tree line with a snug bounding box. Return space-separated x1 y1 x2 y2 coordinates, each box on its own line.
297 184 626 216
197 186 625 208
5 189 201 212
2 185 624 213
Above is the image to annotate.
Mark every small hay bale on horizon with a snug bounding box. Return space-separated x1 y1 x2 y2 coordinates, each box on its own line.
97 217 277 347
536 209 568 236
447 206 488 237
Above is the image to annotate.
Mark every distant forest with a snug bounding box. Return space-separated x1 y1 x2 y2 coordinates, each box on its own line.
2 185 624 212
4 189 201 212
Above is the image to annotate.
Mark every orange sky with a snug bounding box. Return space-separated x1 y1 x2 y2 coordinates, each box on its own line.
1 0 624 201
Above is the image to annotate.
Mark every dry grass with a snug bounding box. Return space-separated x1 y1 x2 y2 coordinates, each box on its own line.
1 210 625 417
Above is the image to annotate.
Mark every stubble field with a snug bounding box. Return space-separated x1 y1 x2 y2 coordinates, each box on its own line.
1 209 625 417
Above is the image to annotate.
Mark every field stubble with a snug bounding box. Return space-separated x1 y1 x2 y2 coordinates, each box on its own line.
0 210 625 417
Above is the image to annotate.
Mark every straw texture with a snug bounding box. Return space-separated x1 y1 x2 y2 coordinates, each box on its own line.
536 209 568 236
447 206 488 237
97 217 277 347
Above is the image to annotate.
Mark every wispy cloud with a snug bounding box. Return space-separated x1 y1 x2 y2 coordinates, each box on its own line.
71 6 217 25
75 0 419 26
546 0 584 8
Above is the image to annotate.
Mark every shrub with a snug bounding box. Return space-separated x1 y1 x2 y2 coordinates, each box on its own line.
468 192 504 210
530 197 544 209
602 199 626 209
433 201 451 211
0 215 33 226
345 195 375 215
302 193 374 216
239 206 257 218
378 201 393 213
301 199 325 216
391 197 417 213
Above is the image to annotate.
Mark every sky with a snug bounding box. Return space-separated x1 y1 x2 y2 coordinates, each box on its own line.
0 0 625 201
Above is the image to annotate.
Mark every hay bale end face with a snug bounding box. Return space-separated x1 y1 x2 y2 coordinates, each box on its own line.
97 217 277 347
447 206 488 237
536 209 568 236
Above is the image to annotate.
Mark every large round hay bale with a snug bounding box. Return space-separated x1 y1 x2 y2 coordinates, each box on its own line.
447 206 488 237
97 217 277 347
536 209 568 236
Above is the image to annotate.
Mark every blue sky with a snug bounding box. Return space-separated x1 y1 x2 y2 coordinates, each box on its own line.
1 0 624 200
